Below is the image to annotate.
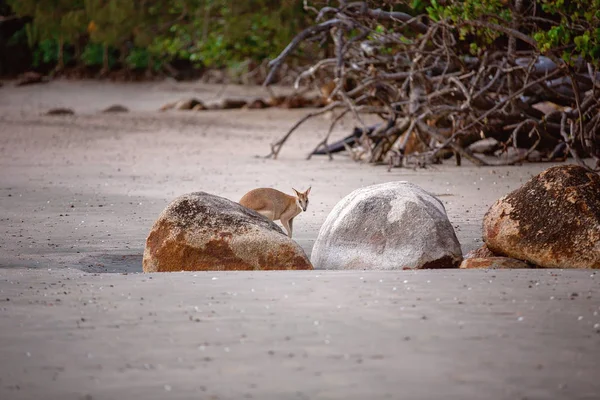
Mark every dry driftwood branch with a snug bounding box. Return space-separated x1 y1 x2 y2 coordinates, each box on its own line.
307 109 351 160
265 19 346 86
265 101 342 159
264 2 599 169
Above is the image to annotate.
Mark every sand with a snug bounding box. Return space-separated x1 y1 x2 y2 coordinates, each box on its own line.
0 80 598 400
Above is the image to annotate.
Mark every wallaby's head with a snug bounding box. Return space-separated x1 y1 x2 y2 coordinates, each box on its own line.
293 187 311 212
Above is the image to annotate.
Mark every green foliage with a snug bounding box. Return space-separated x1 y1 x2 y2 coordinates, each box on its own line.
425 0 600 65
154 1 310 68
7 0 313 72
10 0 598 74
534 0 600 63
427 0 511 52
125 48 153 70
32 39 59 66
81 42 115 67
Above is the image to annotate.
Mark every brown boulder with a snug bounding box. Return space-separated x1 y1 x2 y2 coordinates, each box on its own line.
143 192 312 272
174 98 204 110
159 102 176 111
44 108 75 116
464 244 496 259
245 98 270 109
267 95 286 107
483 165 600 268
102 104 129 113
221 98 248 109
207 98 247 110
460 257 533 269
192 103 207 111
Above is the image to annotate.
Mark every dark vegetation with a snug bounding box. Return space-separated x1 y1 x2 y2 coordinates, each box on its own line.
0 0 315 82
1 0 599 170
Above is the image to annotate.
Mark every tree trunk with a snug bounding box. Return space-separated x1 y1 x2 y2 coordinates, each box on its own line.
202 4 210 42
119 42 127 67
74 36 81 66
101 43 109 75
146 53 153 78
57 35 64 72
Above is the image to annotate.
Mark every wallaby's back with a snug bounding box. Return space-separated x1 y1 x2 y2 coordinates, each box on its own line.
239 188 295 219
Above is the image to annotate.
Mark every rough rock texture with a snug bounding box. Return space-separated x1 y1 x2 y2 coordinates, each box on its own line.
464 244 496 259
245 98 270 109
311 182 463 270
143 192 312 272
460 257 532 269
175 98 204 110
484 165 600 269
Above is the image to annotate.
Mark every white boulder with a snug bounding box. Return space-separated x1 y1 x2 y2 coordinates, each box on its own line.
311 182 462 270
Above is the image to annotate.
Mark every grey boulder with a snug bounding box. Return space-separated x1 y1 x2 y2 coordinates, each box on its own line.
311 182 463 270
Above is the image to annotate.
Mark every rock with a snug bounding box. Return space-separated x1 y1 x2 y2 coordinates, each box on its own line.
266 95 318 109
460 257 533 269
204 99 247 110
245 98 270 109
174 98 203 110
44 108 75 116
143 192 312 272
464 244 496 259
267 95 286 107
494 147 543 162
192 103 207 111
280 95 313 109
468 138 501 155
220 98 248 109
159 102 176 111
311 182 463 270
102 104 129 113
16 71 45 86
483 165 600 268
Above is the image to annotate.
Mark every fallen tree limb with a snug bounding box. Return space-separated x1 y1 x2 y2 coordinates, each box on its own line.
263 2 600 170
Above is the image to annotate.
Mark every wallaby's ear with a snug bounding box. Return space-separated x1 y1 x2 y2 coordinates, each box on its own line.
305 186 311 196
292 188 300 196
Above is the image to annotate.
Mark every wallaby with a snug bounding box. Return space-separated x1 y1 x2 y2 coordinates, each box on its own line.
239 187 311 238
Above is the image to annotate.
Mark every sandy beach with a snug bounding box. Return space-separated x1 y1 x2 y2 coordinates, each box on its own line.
0 80 598 399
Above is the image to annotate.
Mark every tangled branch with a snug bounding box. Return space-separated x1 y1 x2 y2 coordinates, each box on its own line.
264 1 600 171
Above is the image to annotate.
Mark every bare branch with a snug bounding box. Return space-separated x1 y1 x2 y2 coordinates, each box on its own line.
265 19 345 86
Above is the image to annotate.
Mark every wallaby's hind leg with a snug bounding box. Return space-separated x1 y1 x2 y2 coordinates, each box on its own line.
256 209 275 221
281 217 293 237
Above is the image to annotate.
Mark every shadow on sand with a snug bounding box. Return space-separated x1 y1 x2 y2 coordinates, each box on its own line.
76 253 143 274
